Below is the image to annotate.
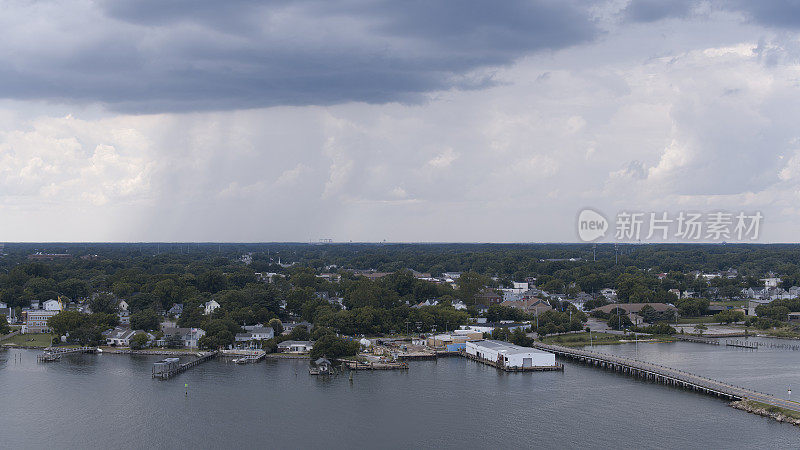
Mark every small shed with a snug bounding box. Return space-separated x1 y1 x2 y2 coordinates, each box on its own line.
314 357 332 374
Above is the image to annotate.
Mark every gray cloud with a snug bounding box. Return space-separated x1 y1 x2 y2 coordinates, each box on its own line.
623 0 697 23
0 0 597 113
624 0 800 29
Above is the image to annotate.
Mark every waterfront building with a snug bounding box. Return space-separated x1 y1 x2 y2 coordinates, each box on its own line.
466 340 555 369
235 326 275 349
277 340 314 353
159 327 206 348
103 327 154 346
23 309 59 333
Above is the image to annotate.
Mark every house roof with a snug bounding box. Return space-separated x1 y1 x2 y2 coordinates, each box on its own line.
468 339 550 356
277 340 313 347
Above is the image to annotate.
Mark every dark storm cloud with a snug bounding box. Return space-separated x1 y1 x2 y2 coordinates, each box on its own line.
0 0 597 113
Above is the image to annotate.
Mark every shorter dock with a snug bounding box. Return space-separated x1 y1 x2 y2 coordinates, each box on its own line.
37 346 97 362
462 350 563 372
153 351 217 379
233 351 266 364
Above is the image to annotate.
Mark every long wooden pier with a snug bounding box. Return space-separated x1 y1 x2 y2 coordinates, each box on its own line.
675 335 720 345
531 342 800 413
153 351 217 379
726 340 758 349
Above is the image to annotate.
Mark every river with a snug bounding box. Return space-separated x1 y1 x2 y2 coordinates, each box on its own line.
1 339 798 448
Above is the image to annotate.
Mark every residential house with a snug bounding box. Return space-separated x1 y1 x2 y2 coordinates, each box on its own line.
42 299 63 311
103 327 154 347
117 299 129 311
204 300 221 315
500 298 553 316
762 277 782 288
159 327 206 348
282 321 313 335
118 309 130 326
452 300 468 311
474 288 503 307
600 288 617 300
277 340 314 353
167 303 183 318
788 312 800 324
235 326 274 348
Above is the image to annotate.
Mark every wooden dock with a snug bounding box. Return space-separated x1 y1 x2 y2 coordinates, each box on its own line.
153 351 217 379
726 340 758 349
462 350 563 372
342 359 409 370
531 342 800 414
675 335 720 345
233 351 266 364
37 346 97 362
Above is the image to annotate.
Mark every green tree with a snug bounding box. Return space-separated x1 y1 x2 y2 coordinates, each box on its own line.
0 314 9 334
89 293 119 314
268 318 284 335
130 309 160 331
309 334 360 359
129 333 150 350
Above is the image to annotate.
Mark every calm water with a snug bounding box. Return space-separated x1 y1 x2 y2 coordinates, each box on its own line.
1 340 799 449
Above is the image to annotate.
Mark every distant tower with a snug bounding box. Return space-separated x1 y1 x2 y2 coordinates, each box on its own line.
593 243 597 262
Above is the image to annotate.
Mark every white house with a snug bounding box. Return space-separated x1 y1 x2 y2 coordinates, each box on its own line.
42 299 62 311
204 300 221 315
117 299 129 311
452 300 468 311
241 325 274 340
103 327 154 347
277 340 314 353
160 327 206 348
762 277 781 288
466 340 555 368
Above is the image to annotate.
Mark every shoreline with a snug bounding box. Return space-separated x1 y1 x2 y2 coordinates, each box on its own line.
730 400 800 427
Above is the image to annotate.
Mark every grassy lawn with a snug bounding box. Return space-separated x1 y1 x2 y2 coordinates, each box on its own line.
677 316 717 324
1 333 55 347
745 400 800 420
541 332 624 346
758 327 800 339
710 300 747 308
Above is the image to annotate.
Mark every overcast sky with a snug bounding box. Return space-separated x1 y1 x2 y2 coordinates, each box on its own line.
3 0 800 242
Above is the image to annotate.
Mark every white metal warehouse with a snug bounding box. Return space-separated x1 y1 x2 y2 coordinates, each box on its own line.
466 339 555 368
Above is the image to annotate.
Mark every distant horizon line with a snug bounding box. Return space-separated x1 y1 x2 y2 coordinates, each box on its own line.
1 241 797 246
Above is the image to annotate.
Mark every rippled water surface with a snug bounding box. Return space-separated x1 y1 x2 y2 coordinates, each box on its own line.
1 340 798 449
